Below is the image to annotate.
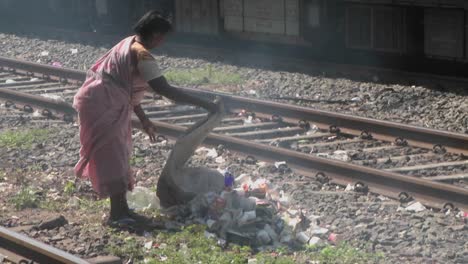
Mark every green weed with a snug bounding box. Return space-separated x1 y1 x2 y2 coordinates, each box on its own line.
129 156 144 166
105 223 383 264
64 180 76 196
107 235 145 260
40 199 63 212
165 67 244 86
0 129 50 149
79 198 110 212
9 186 41 210
308 243 384 264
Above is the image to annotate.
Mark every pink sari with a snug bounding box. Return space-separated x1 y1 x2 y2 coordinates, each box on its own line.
73 36 147 197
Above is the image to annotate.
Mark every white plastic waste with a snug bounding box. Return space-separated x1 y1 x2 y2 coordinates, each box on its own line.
40 94 64 101
126 186 160 210
244 116 253 124
405 201 425 212
195 147 218 158
330 150 350 162
70 48 78 54
40 51 49 56
311 226 329 235
5 79 16 84
215 156 225 163
274 161 287 169
309 236 321 246
144 241 153 250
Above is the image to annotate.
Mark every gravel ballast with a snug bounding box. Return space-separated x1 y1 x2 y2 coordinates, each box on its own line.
1 29 468 263
0 30 466 134
0 107 467 263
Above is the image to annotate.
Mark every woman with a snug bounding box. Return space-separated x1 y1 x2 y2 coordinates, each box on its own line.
73 10 218 224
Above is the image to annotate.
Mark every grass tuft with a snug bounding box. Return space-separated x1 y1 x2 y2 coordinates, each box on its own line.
63 180 76 196
165 67 244 86
0 129 50 149
105 223 383 264
9 186 41 210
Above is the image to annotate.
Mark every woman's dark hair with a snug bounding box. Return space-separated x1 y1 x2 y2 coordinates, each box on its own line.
133 10 172 41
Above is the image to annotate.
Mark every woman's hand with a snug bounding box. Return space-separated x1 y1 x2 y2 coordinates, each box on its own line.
142 120 157 142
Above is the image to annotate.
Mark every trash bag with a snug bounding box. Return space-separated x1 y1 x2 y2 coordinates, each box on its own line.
126 186 160 210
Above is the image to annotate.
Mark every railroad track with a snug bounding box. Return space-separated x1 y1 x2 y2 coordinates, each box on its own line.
0 226 102 264
1 56 468 216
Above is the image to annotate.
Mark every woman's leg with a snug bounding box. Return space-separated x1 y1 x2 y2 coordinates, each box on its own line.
109 192 130 220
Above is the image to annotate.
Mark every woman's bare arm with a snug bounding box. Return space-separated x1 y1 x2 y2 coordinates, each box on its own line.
148 76 217 112
133 104 150 126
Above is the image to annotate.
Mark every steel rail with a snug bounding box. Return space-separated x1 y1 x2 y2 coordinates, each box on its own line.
0 226 90 264
1 78 468 212
1 56 467 155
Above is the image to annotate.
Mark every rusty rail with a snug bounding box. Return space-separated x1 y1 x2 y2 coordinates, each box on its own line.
0 226 91 264
1 57 468 212
1 56 466 155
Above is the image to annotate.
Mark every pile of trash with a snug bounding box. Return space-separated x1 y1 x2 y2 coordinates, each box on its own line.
166 171 327 250
127 169 329 249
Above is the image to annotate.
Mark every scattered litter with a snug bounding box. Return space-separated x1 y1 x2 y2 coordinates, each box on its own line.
457 211 468 219
248 89 256 95
40 94 64 101
204 231 217 239
377 195 390 201
126 186 160 210
330 150 350 162
309 236 321 246
163 170 320 250
195 147 218 158
144 241 153 250
317 150 350 162
224 171 235 189
70 48 78 54
345 184 354 191
52 61 63 67
32 110 41 117
405 201 425 212
40 51 49 56
308 124 319 133
274 161 287 169
351 97 361 102
5 79 16 84
310 226 329 235
244 115 253 124
30 77 39 82
215 156 225 163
